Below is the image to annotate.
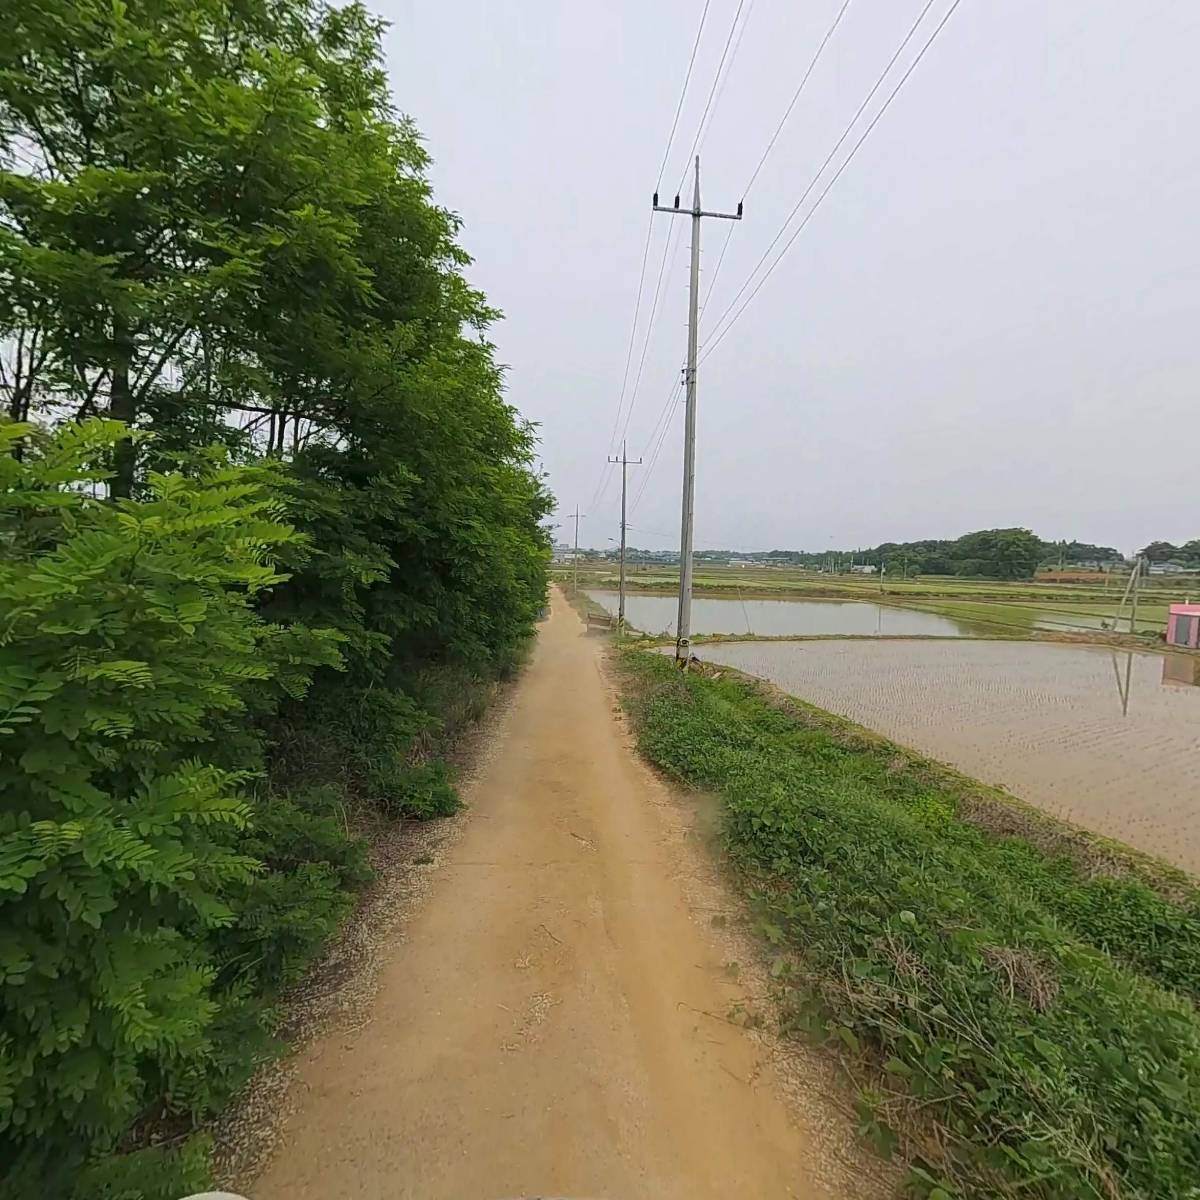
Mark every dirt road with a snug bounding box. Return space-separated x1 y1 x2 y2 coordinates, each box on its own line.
255 588 870 1200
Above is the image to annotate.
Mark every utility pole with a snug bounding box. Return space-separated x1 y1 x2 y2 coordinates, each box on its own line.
1115 555 1143 635
607 442 642 630
653 157 742 664
1129 555 1142 636
572 505 583 594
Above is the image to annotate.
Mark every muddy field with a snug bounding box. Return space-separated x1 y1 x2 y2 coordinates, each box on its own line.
694 639 1200 874
587 590 976 638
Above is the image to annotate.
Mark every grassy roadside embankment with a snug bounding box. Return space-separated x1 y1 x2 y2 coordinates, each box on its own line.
618 649 1200 1199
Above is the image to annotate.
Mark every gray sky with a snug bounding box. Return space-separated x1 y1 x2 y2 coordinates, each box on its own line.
379 1 1200 555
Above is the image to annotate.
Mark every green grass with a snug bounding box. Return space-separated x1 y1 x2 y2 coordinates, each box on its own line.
618 650 1200 1199
894 597 1171 638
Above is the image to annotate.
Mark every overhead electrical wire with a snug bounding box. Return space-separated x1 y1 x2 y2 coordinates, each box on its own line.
656 0 714 190
587 459 617 514
595 0 716 486
630 381 684 515
701 0 959 362
629 0 757 520
688 0 757 173
741 0 855 196
633 0 960 520
701 222 736 315
703 0 942 352
605 215 655 453
672 0 753 321
615 216 685 452
702 0 852 319
674 0 752 194
630 387 682 515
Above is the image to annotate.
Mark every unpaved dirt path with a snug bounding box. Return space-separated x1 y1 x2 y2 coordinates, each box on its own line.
255 588 872 1200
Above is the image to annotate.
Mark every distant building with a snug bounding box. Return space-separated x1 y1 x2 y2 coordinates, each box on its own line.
551 543 572 563
1167 603 1200 648
850 564 878 574
1149 560 1192 576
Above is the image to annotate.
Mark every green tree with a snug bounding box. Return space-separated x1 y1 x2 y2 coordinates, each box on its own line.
0 2 551 1190
0 421 342 1188
1139 540 1181 563
950 527 1043 579
0 0 381 492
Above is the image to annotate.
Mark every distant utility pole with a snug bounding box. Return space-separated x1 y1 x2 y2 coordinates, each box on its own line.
1129 556 1142 636
653 157 742 664
607 442 642 630
572 504 583 593
1115 555 1144 635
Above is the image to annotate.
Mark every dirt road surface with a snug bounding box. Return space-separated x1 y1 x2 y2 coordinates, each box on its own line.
255 588 873 1200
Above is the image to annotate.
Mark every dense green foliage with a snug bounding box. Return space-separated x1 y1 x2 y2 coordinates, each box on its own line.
756 528 1069 578
1041 539 1126 567
1139 540 1200 566
620 651 1200 1199
0 1 549 1193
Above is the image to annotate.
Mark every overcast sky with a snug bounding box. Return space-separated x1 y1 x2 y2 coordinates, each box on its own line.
379 0 1200 555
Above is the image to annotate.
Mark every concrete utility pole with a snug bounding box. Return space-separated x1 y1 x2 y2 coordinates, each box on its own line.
1115 555 1144 635
572 505 583 594
607 442 642 630
1130 555 1142 636
653 157 742 664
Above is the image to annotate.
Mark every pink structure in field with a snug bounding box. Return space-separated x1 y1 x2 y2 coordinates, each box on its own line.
1167 603 1200 648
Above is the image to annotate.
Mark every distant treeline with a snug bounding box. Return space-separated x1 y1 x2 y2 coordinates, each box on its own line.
761 530 1106 579
590 530 1200 580
761 534 1200 576
1138 540 1200 564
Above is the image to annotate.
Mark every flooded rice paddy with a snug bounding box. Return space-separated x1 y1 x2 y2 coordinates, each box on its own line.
693 639 1200 874
586 590 975 638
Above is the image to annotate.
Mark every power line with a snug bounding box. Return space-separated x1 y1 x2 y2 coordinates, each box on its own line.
594 0 717 475
609 0 756 514
656 0 714 190
674 0 751 194
606 214 655 451
742 0 854 196
629 393 679 515
597 0 724 468
588 458 617 513
630 380 684 514
702 0 958 361
702 0 853 322
691 0 757 169
701 222 736 314
615 216 685 451
702 0 943 351
615 0 752 475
